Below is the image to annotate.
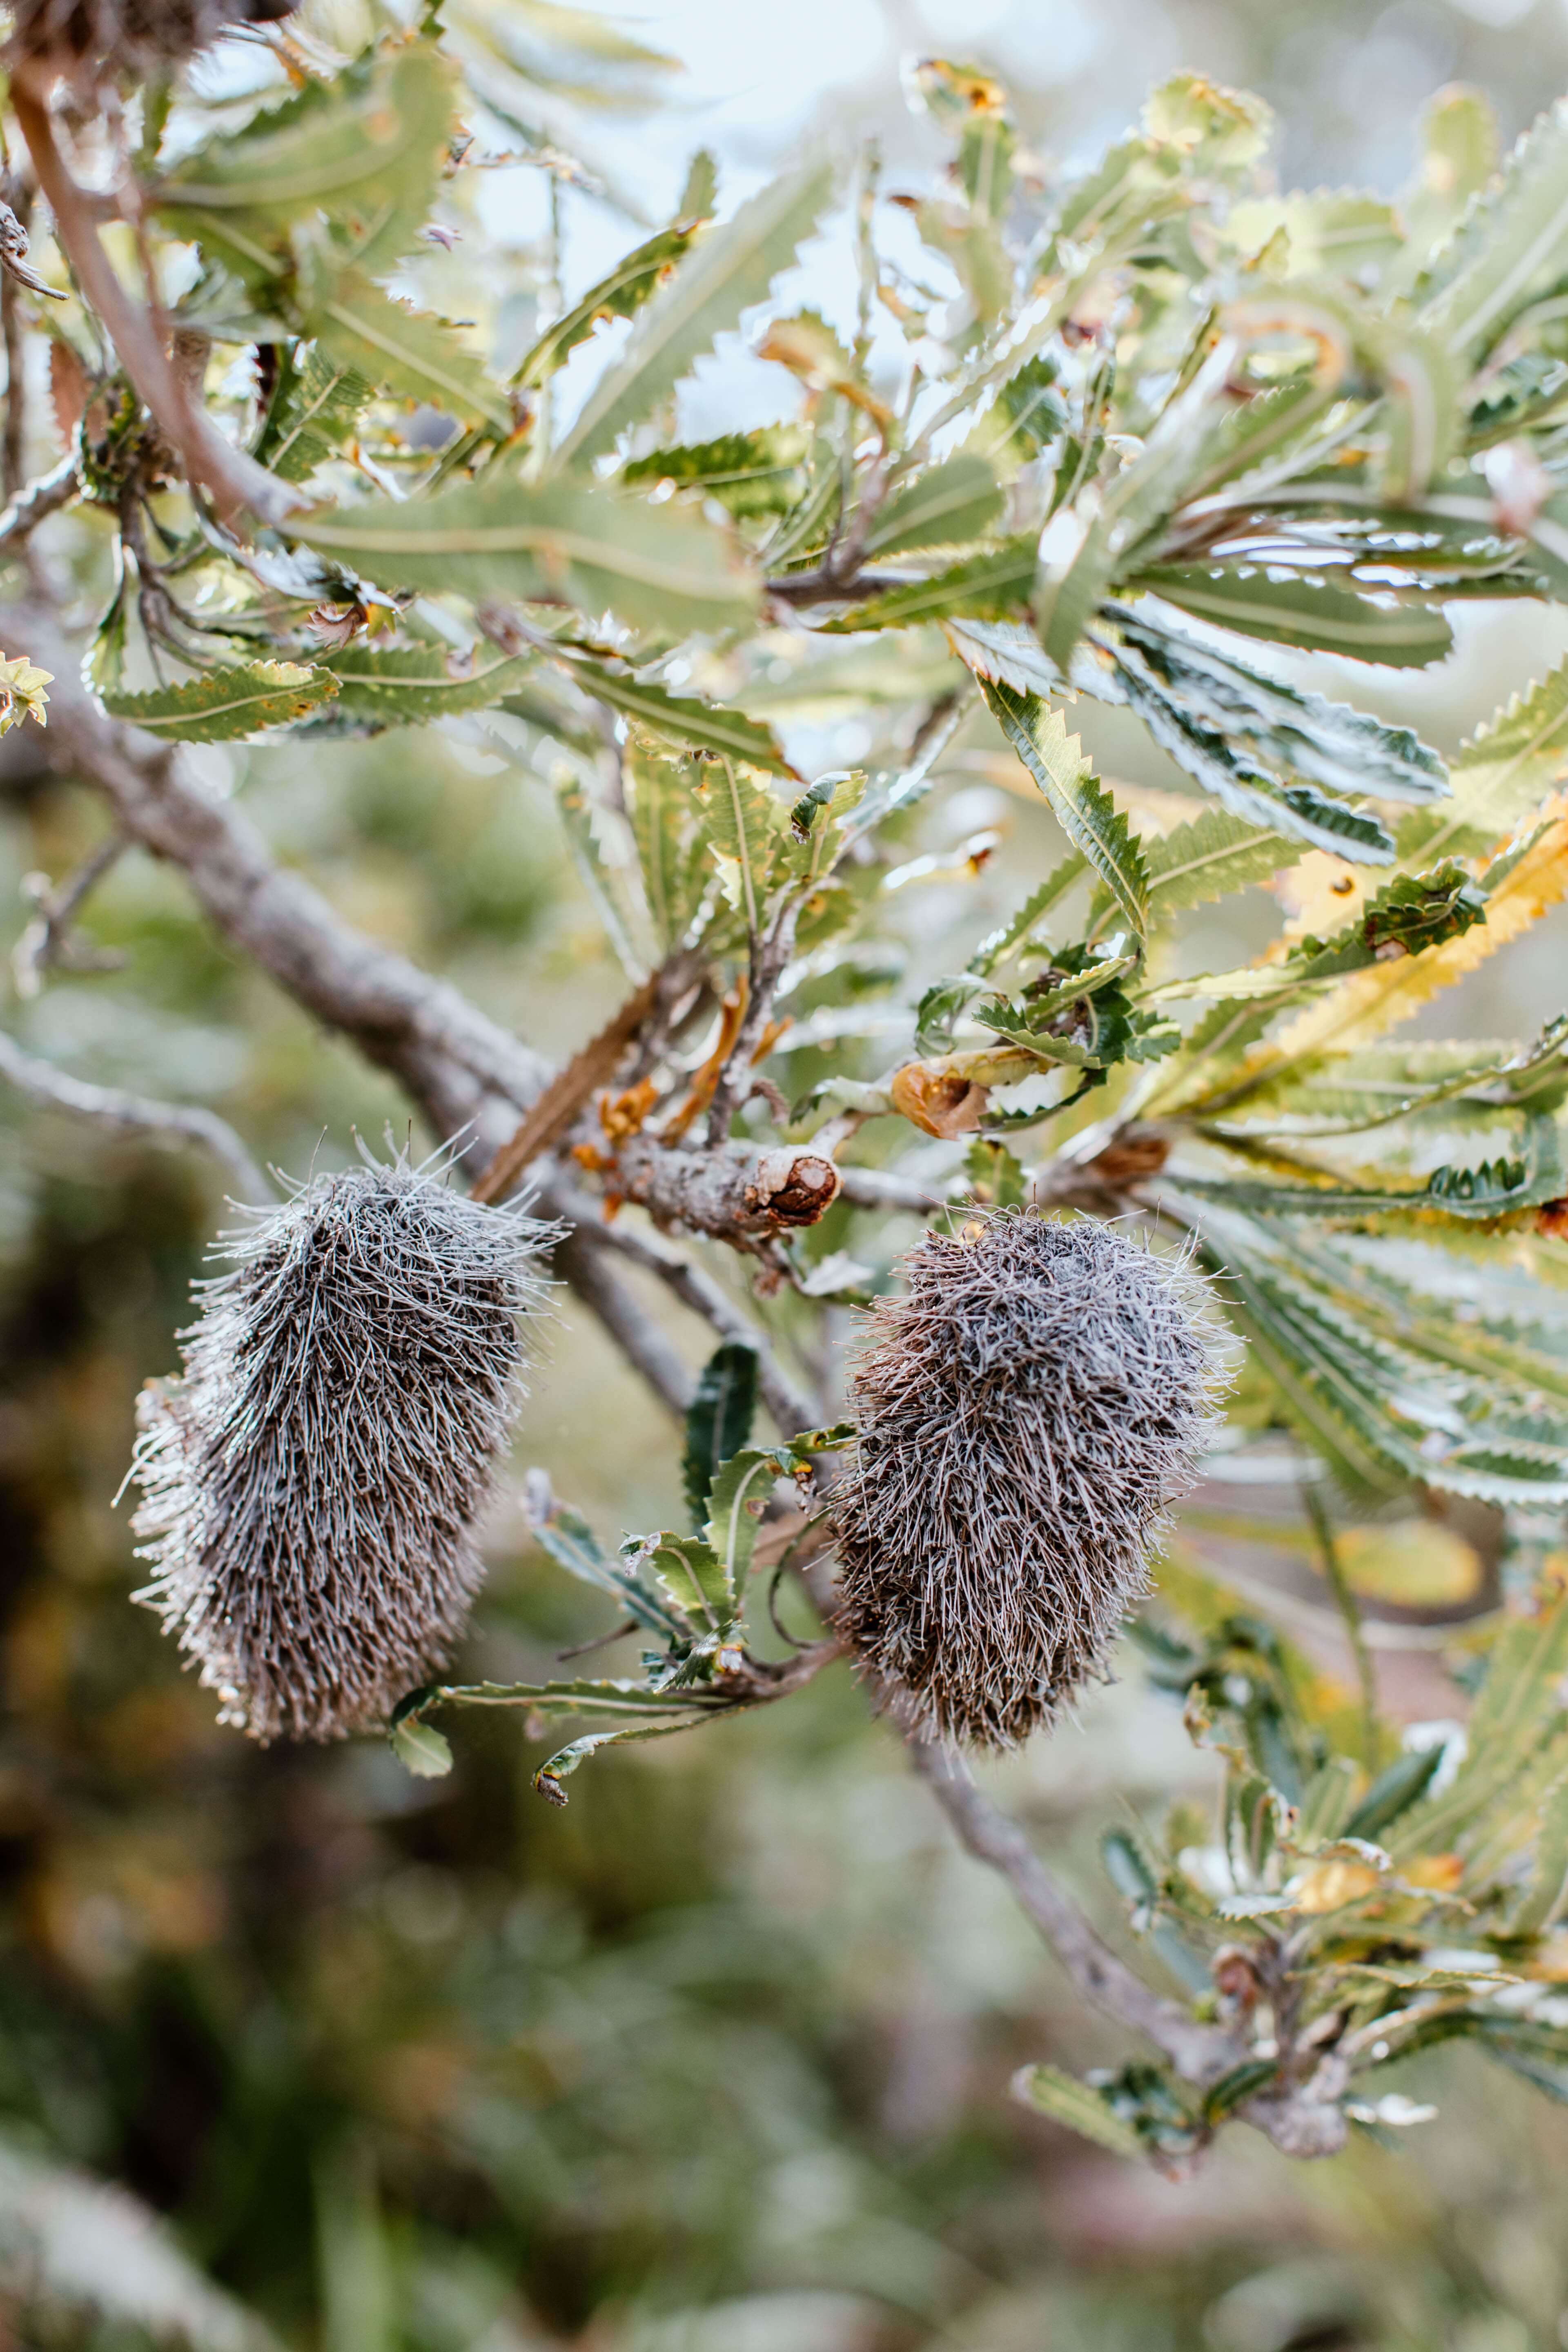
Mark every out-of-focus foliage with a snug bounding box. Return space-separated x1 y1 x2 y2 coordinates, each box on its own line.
6 0 1568 2342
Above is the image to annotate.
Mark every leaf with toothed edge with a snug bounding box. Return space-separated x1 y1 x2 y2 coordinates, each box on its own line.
979 679 1149 943
103 662 339 741
683 1342 760 1528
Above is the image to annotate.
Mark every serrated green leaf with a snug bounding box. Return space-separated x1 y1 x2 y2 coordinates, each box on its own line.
1102 640 1397 862
980 679 1148 941
692 758 784 928
156 42 454 268
1134 565 1454 667
625 742 708 951
703 1444 789 1595
1423 97 1568 363
552 649 797 775
820 541 1035 635
103 662 339 741
511 220 702 392
623 425 809 518
649 1533 736 1634
682 1342 760 1528
310 276 513 430
1104 603 1446 805
252 345 370 484
860 456 1004 559
1013 2065 1148 2159
557 158 835 468
326 642 537 723
296 474 758 636
1145 811 1287 915
1403 659 1568 869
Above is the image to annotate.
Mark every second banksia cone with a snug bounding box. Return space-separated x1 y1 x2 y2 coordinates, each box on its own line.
832 1212 1224 1750
129 1152 552 1744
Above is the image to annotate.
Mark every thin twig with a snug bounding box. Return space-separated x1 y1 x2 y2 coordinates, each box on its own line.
1 182 32 501
551 1221 695 1419
904 1733 1234 2081
13 829 127 996
0 448 80 559
555 1177 822 1435
0 1026 269 1199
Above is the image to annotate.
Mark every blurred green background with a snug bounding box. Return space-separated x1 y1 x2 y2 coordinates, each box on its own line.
7 1 1568 2346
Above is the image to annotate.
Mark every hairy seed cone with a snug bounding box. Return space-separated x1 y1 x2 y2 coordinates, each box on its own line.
129 1155 553 1744
831 1211 1224 1750
8 0 299 84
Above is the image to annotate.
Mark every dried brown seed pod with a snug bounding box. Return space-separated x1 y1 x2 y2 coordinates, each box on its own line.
831 1209 1225 1750
128 1151 554 1744
7 0 299 88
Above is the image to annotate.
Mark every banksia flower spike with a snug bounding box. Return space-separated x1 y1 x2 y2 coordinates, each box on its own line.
832 1211 1225 1751
128 1150 553 1744
8 0 300 88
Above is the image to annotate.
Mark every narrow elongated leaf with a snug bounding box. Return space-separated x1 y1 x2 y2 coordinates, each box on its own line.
511 220 701 390
682 1342 760 1526
1013 2065 1148 2159
1101 642 1396 862
860 456 1004 559
623 425 809 518
1134 565 1454 667
1403 660 1568 868
1105 603 1446 805
296 474 758 635
1509 1778 1568 1936
824 541 1035 633
552 648 797 774
327 642 537 723
980 679 1148 941
557 159 835 467
526 1490 689 1641
1145 811 1287 914
532 1711 728 1803
103 662 338 740
311 276 514 430
1423 98 1568 362
626 743 708 949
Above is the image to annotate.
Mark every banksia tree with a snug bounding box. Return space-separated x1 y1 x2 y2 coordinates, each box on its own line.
8 0 1568 2224
833 1214 1223 1748
129 1157 552 1742
6 0 299 86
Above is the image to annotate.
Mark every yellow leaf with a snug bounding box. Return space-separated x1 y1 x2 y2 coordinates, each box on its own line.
1335 1522 1485 1610
1405 1853 1465 1892
1294 1858 1383 1913
1258 798 1568 1069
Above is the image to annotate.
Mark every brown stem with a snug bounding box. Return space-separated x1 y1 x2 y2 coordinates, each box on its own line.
11 81 300 527
2 182 32 501
904 1734 1234 2082
613 1130 840 1243
0 449 80 557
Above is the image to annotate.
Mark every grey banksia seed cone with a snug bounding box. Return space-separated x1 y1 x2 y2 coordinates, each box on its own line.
7 0 300 85
128 1152 553 1744
831 1211 1225 1751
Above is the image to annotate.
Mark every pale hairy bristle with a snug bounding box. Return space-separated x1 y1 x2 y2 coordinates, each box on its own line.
128 1152 554 1744
831 1210 1225 1751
